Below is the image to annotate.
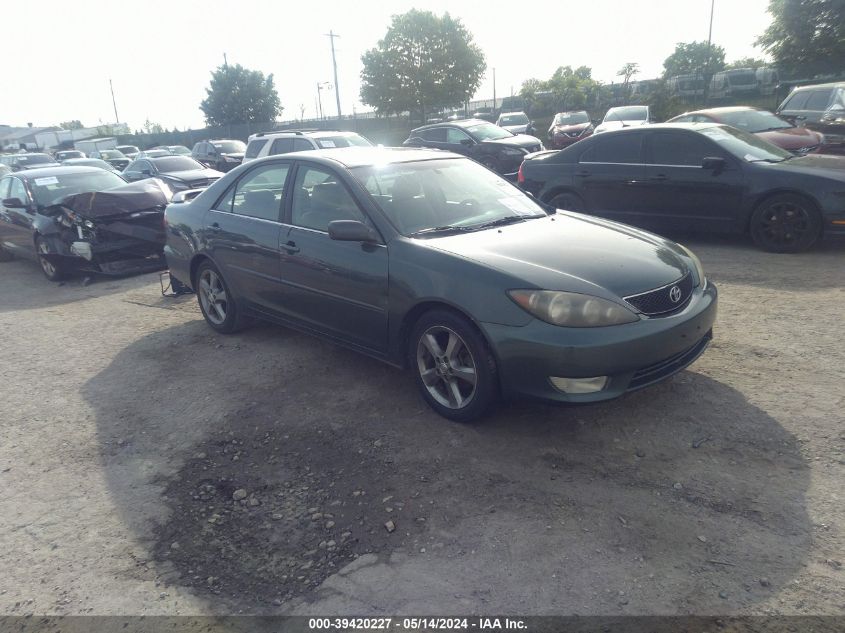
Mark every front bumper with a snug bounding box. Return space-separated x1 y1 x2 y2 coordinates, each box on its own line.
481 282 718 403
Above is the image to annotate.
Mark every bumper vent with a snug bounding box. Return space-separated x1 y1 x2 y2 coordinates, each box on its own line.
624 272 694 316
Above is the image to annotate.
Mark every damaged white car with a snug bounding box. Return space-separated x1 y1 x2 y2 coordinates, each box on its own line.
0 165 173 280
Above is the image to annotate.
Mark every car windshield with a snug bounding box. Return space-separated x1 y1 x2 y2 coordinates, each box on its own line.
169 146 191 155
716 109 792 133
30 171 126 208
465 122 513 141
213 141 246 153
351 157 546 237
100 150 126 159
699 125 794 163
604 107 648 122
554 112 589 125
18 154 55 165
68 159 113 170
117 146 139 154
153 156 204 172
315 135 372 149
499 114 529 125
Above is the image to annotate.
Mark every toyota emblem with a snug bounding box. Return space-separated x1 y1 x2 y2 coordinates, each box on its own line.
669 285 682 303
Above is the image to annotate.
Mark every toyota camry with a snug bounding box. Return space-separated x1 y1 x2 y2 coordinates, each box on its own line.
163 148 717 421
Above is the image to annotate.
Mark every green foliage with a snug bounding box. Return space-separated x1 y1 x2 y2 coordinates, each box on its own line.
645 80 681 121
617 62 640 85
520 66 601 115
200 63 282 126
725 57 769 70
663 41 726 78
59 120 84 130
359 10 486 121
757 0 845 78
143 119 165 135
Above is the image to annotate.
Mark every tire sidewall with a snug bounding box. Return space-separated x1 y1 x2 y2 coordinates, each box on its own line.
549 192 583 212
408 309 497 422
196 261 242 334
750 194 821 253
35 236 66 281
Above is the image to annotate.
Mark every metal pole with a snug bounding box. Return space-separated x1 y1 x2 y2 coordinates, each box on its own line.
109 79 119 124
317 83 324 120
492 67 496 111
326 31 342 119
704 0 715 107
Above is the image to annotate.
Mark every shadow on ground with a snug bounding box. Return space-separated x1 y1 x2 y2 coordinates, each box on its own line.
83 319 812 614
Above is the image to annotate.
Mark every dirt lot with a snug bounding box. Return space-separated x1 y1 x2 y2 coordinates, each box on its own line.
0 235 843 617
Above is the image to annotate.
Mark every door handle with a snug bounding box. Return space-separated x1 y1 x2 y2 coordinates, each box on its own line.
650 174 668 181
281 240 299 254
209 222 221 232
575 171 591 178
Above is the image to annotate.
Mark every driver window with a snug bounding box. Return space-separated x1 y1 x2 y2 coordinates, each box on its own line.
446 128 471 144
8 178 27 203
291 166 368 232
649 132 710 166
0 178 10 199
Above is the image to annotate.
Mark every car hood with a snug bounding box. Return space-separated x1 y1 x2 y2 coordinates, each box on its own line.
756 127 822 150
160 168 224 181
221 152 245 160
502 124 529 133
20 162 60 170
763 154 845 180
552 122 591 134
595 120 648 133
482 134 542 149
422 213 689 299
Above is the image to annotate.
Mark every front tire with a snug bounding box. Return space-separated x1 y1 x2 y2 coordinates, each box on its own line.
750 194 822 253
195 261 248 333
35 236 67 281
409 310 498 422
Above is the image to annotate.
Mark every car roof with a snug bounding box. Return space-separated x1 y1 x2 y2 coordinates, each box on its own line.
498 111 527 116
249 129 362 140
251 146 463 169
675 106 763 116
411 118 490 132
790 82 845 92
12 165 104 178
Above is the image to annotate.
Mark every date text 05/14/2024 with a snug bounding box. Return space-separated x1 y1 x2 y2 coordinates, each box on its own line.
308 617 528 630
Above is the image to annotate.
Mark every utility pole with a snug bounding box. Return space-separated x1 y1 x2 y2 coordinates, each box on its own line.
704 0 715 107
326 30 342 119
109 79 119 124
492 67 496 111
316 83 324 120
223 52 228 68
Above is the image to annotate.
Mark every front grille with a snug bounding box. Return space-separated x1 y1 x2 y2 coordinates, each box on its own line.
624 272 694 316
628 331 712 391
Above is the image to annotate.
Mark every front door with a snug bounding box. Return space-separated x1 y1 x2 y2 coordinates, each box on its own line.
203 161 291 310
0 176 36 256
640 130 745 232
280 163 389 353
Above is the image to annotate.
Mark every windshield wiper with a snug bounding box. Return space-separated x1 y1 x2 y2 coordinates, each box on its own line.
749 156 791 163
472 215 540 230
409 225 476 237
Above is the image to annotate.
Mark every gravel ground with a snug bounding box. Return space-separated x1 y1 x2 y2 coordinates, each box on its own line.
0 234 843 617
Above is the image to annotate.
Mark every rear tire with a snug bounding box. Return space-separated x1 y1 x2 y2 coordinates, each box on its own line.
750 193 822 253
195 261 249 333
35 236 68 281
409 310 498 422
548 191 584 212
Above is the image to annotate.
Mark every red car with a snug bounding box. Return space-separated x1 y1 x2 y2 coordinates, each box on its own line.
668 106 826 154
547 110 594 149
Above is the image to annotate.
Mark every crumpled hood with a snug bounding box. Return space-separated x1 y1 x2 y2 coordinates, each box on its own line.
58 178 172 219
161 168 223 182
484 133 542 149
221 152 245 160
422 213 689 299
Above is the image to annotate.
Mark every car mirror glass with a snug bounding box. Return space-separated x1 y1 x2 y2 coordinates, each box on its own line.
701 156 726 172
328 220 378 243
2 197 26 209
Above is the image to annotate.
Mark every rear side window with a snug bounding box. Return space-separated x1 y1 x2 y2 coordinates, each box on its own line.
648 132 711 166
215 163 289 221
781 91 811 111
422 128 447 142
269 138 294 155
245 139 268 159
805 89 833 111
580 134 643 164
292 138 313 152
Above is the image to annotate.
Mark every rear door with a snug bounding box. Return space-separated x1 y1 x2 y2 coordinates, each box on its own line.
0 177 36 255
641 129 745 231
574 132 646 221
279 162 389 353
203 161 292 311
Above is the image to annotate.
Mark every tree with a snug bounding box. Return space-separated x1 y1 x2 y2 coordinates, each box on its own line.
757 0 845 78
617 62 640 85
725 57 769 70
360 9 485 121
520 66 600 113
143 119 165 134
662 41 726 78
59 120 84 130
200 63 282 126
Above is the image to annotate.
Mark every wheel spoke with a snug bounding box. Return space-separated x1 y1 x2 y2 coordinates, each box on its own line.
199 278 212 295
420 367 439 386
445 332 461 363
447 379 464 408
422 333 444 359
212 301 226 321
451 366 477 386
216 289 227 304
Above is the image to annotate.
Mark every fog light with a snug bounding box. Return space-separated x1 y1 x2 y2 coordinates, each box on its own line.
550 375 608 394
70 241 93 261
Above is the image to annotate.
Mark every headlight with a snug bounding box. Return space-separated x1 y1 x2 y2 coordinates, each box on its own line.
508 290 639 327
501 147 526 157
678 243 706 288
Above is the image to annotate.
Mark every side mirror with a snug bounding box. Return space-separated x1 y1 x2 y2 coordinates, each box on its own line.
459 138 474 146
702 156 726 172
141 169 152 176
2 197 27 209
328 220 379 243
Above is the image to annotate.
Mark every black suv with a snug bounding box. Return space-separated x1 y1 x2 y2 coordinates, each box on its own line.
402 119 543 179
191 139 246 172
777 82 845 154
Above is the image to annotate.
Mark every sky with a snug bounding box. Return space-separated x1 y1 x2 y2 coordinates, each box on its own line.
2 0 773 131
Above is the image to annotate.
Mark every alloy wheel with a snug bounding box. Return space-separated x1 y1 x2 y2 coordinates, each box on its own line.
198 268 229 325
37 240 57 277
416 326 478 409
757 200 811 249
